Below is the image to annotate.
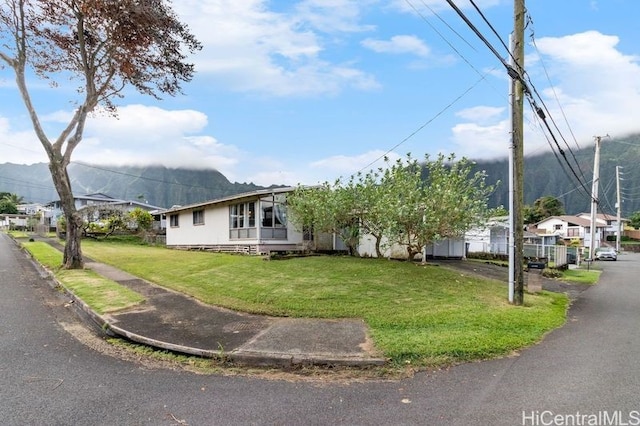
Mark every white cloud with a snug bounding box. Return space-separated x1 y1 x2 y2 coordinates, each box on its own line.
361 35 430 57
310 150 401 176
173 0 380 96
530 31 640 142
0 116 49 164
64 105 243 177
450 119 511 160
448 30 640 160
294 0 377 33
456 106 505 123
391 0 502 15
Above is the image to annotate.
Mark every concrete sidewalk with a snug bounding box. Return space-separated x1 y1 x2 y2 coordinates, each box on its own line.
58 258 386 367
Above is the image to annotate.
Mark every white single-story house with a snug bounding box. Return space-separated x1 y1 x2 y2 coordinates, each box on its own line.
165 187 347 255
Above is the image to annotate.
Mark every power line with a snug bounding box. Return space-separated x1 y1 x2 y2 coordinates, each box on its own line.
440 1 593 202
356 73 492 174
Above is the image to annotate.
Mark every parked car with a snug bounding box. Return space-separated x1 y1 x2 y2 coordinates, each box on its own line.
595 247 617 261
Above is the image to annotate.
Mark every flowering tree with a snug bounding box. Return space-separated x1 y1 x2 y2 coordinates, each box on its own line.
0 0 201 268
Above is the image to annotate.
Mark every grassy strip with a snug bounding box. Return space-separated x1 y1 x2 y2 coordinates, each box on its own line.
22 241 145 315
82 239 569 367
561 268 601 285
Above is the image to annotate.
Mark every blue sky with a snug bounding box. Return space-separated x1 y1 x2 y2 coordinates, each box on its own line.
2 0 640 187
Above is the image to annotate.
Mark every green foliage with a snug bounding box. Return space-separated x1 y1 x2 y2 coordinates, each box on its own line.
80 205 129 237
288 153 495 260
1 192 24 205
0 199 18 214
381 153 495 260
629 211 640 229
541 268 563 279
287 181 361 255
524 196 565 224
128 208 153 231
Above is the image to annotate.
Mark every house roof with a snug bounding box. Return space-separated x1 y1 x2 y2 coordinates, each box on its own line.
536 215 605 228
47 193 163 210
577 212 628 222
164 186 296 214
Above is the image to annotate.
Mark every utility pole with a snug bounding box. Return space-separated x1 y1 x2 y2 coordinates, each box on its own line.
616 166 622 252
588 135 607 258
511 0 525 305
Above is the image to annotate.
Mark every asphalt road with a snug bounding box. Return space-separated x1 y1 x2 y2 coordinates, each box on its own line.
2 232 639 425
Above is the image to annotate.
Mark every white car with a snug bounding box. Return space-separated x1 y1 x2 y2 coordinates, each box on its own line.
595 247 617 261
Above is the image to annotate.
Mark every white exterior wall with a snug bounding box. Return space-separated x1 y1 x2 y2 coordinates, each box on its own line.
358 234 409 259
358 234 464 259
167 206 230 246
425 239 465 258
166 202 305 248
465 226 490 253
536 218 568 234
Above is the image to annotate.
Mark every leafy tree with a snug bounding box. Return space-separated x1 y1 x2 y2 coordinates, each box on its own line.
382 153 495 261
0 199 18 214
524 196 564 224
128 207 153 231
80 205 128 238
2 193 24 204
629 211 640 230
288 153 495 261
348 170 387 258
287 181 361 256
0 0 201 268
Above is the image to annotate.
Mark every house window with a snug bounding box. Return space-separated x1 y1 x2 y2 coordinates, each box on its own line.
193 210 205 225
170 214 179 227
229 201 256 239
260 193 287 239
554 224 562 230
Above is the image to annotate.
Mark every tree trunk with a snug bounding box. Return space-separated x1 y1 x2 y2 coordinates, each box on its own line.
49 161 84 269
374 233 383 258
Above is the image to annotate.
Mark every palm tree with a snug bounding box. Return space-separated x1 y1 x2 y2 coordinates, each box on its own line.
2 193 24 204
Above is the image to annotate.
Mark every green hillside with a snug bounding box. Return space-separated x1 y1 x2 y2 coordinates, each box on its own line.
1 133 639 214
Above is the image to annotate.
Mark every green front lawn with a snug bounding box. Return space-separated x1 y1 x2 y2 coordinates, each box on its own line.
22 241 145 314
81 239 569 367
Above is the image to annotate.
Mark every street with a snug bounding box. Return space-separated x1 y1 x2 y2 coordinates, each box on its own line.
2 232 639 425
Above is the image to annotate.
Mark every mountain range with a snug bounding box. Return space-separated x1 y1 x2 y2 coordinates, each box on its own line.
1 133 639 215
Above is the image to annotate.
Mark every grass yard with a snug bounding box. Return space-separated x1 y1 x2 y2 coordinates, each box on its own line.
21 241 145 314
81 239 569 367
561 268 601 285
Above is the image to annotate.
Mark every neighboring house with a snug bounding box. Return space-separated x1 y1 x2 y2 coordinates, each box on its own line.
165 187 347 255
16 203 51 228
0 214 29 230
46 193 163 228
530 215 607 248
576 212 628 242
